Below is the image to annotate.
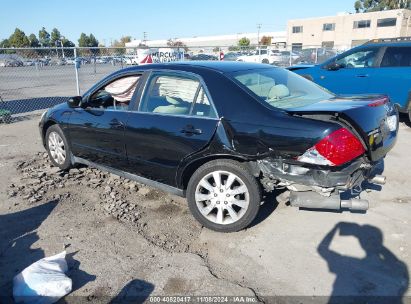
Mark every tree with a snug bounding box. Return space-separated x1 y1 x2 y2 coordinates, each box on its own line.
78 33 89 47
39 27 50 47
78 33 98 47
28 34 40 47
354 0 410 12
110 36 132 54
228 45 240 52
120 36 131 45
213 47 221 52
78 33 99 55
89 34 99 47
62 38 75 47
8 28 30 47
0 39 10 47
50 28 61 46
260 36 272 46
167 39 189 51
238 37 250 47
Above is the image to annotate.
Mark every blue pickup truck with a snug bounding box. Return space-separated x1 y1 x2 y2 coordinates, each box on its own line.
289 38 411 123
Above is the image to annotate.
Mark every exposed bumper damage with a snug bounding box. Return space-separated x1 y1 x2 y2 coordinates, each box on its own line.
257 157 385 211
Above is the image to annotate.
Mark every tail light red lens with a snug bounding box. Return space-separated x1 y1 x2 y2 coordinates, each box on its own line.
298 128 365 166
368 97 388 107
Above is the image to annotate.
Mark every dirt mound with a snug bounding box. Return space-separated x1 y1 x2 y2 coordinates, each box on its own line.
9 153 204 253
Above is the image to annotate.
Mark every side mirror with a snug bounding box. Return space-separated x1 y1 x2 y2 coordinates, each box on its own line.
326 62 341 71
67 96 82 108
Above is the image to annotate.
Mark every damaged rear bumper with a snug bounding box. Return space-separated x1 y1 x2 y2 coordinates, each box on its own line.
257 157 385 211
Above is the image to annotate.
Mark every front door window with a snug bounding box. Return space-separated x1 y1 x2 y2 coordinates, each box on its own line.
335 48 379 68
88 75 140 110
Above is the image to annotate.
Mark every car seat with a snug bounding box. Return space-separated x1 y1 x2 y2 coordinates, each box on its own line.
267 84 290 100
153 96 190 115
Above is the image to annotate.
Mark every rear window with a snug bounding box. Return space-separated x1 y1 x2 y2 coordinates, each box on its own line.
381 47 411 67
230 68 334 110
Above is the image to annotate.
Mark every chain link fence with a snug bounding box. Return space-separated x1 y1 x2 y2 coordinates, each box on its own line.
0 45 347 123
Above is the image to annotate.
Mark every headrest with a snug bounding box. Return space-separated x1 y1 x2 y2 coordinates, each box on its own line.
268 84 290 100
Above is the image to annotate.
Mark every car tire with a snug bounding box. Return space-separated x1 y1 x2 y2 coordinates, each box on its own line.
262 59 269 64
187 159 261 233
45 125 72 170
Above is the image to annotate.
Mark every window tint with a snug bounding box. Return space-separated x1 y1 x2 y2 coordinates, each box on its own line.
142 74 217 118
353 20 371 29
381 47 411 67
377 18 397 27
88 75 140 110
336 48 378 68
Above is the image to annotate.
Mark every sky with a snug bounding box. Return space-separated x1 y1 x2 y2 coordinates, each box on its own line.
0 0 356 44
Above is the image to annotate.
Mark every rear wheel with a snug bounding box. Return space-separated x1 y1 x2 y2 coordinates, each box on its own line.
262 58 269 64
187 160 261 232
45 125 72 170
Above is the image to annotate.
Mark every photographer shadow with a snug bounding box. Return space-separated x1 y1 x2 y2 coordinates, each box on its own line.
318 222 409 304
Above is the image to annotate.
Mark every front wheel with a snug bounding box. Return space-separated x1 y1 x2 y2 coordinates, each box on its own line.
187 160 261 232
45 125 72 170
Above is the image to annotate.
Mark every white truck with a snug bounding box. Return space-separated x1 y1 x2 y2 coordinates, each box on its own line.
236 48 280 64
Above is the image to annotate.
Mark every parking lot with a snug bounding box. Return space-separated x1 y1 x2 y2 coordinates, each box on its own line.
0 64 123 102
0 105 410 303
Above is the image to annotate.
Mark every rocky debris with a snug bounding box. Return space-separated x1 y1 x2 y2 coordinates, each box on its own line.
10 152 203 253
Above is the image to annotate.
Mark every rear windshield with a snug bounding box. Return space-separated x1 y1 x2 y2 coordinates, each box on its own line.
230 68 334 110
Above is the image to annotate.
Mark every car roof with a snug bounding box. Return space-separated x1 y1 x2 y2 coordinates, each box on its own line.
116 61 273 74
360 41 411 48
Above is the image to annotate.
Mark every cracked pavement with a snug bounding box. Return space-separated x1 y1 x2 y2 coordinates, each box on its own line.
0 114 410 303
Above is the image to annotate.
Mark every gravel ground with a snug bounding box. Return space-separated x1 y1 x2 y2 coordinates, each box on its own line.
0 114 410 303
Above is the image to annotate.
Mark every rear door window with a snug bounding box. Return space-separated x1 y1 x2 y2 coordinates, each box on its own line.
380 47 411 67
141 73 217 118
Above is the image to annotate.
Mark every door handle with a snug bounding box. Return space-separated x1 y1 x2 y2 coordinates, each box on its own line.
356 74 369 78
181 125 202 135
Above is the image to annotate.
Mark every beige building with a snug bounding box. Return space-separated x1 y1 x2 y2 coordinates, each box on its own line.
287 9 411 50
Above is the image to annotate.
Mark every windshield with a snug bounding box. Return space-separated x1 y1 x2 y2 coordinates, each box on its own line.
230 68 334 110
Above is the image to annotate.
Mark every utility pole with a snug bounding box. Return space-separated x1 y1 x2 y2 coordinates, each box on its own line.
257 23 262 48
60 36 65 59
257 23 262 61
143 32 147 43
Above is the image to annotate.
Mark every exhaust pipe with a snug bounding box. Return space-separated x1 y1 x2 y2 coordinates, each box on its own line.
290 191 369 211
369 175 386 185
341 199 369 211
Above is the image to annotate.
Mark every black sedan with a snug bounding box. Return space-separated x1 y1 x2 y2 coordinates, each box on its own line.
39 61 398 232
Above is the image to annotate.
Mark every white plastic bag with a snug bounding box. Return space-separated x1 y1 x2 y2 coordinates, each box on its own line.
13 251 72 304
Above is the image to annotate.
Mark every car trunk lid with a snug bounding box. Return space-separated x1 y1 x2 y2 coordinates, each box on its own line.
286 95 398 162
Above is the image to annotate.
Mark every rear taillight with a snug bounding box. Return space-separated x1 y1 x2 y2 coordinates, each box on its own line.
368 97 388 107
297 128 365 166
